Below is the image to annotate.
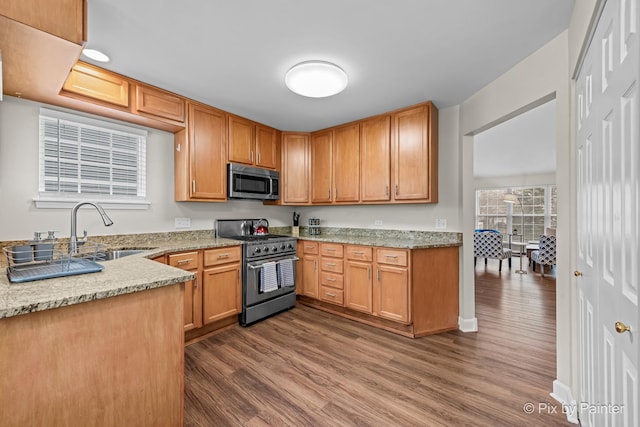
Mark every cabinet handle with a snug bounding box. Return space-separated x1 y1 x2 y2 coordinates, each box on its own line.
327 277 336 282
177 259 193 265
395 185 398 196
194 275 198 289
385 186 389 197
377 269 380 281
335 188 338 199
385 255 399 259
314 259 317 270
328 188 331 199
217 253 230 259
305 245 315 249
326 262 336 267
258 153 261 164
325 248 336 252
352 250 364 255
326 292 336 297
192 180 196 194
251 151 254 162
368 267 371 280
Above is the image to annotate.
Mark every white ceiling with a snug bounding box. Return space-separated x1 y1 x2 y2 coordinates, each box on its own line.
473 99 556 178
85 0 574 132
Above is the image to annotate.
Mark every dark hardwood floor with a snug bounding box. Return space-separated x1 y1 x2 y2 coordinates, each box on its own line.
184 258 569 426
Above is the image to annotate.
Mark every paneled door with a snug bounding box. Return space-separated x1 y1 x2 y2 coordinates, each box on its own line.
576 0 639 425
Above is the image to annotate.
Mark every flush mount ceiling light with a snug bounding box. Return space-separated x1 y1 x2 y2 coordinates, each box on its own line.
82 48 110 63
285 61 348 98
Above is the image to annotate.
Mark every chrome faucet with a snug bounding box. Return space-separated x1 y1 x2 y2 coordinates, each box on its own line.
69 202 114 255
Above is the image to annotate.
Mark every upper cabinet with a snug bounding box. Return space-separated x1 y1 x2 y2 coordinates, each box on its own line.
175 102 227 202
228 115 278 169
284 101 437 206
391 102 438 203
134 84 186 123
1 0 86 44
62 62 130 108
281 133 310 204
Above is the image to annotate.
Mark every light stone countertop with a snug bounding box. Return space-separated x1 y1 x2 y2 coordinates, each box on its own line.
0 229 461 319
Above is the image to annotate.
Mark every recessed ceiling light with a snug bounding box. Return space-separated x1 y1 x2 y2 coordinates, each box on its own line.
285 61 348 98
82 48 110 63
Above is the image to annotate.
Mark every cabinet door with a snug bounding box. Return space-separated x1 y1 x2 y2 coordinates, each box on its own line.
392 104 437 201
183 277 199 331
1 0 86 44
375 265 409 323
134 84 185 123
202 263 241 324
255 124 277 169
333 123 360 202
310 130 332 203
281 133 310 204
228 115 254 165
189 103 227 199
345 261 373 314
62 62 129 108
302 255 319 299
360 115 391 201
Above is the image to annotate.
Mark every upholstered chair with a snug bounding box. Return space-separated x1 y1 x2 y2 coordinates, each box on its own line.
531 235 557 277
473 231 513 272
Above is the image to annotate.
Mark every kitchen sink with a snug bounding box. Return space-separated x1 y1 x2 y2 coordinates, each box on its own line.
95 249 152 261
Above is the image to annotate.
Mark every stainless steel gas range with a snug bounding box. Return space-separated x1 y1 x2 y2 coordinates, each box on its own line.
216 219 298 326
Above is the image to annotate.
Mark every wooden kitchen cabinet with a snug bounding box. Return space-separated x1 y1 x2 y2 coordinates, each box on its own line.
301 241 319 298
281 133 310 204
332 123 360 202
345 245 373 313
202 247 242 324
319 243 344 306
375 248 410 324
62 62 130 108
228 116 278 169
175 102 227 201
168 251 201 332
1 0 86 44
134 84 185 124
360 115 391 202
391 102 438 203
310 130 333 203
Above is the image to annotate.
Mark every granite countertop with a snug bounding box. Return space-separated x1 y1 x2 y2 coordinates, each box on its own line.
0 234 242 319
0 228 461 319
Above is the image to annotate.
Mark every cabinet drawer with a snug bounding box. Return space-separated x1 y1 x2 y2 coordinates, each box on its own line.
376 248 408 267
204 246 241 267
346 245 372 261
168 251 198 270
319 286 344 305
62 62 130 107
134 84 185 123
320 243 343 258
321 258 344 274
301 241 319 254
321 272 344 290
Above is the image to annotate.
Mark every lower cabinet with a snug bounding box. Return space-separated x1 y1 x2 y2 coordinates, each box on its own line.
301 241 319 298
167 245 242 340
299 240 459 338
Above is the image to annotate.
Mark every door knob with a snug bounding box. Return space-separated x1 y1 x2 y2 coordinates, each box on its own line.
615 321 631 334
574 271 583 277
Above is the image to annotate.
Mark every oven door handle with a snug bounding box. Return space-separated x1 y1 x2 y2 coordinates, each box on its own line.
247 256 300 270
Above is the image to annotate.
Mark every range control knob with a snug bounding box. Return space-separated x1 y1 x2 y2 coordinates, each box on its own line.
254 247 261 254
263 246 269 253
280 244 286 250
287 243 294 250
271 246 278 252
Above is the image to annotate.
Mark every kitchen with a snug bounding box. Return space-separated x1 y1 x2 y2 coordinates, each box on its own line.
0 1 599 426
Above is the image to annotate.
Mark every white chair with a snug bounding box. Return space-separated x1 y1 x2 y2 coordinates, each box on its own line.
531 235 556 277
474 231 513 272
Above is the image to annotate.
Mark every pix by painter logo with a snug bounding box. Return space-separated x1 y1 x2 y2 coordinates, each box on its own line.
523 401 625 416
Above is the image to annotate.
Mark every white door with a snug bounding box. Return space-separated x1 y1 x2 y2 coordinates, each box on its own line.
576 0 639 426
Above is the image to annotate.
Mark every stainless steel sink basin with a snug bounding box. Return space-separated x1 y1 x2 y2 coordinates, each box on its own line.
95 249 151 261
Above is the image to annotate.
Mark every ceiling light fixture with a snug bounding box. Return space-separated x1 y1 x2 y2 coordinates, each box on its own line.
82 48 110 63
285 61 348 98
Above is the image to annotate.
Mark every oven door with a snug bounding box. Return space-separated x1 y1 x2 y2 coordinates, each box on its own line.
245 254 298 307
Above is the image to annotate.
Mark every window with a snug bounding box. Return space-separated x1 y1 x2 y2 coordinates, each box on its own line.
476 186 557 242
37 108 148 208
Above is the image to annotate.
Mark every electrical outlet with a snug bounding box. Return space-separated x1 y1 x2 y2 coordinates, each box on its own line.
374 220 383 226
175 217 191 229
435 219 447 229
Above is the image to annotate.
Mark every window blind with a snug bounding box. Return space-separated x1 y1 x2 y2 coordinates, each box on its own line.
38 108 147 202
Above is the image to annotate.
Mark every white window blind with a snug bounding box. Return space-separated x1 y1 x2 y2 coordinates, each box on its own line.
38 108 148 207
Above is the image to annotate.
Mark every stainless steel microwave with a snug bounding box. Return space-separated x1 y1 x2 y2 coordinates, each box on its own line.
227 163 279 201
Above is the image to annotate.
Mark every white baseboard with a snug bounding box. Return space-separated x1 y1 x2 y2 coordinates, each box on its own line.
458 316 478 332
550 379 579 424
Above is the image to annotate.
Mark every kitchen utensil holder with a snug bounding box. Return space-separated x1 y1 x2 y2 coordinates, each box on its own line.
4 241 109 283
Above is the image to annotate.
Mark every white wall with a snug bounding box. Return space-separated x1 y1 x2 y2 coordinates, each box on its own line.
0 96 462 241
474 172 556 189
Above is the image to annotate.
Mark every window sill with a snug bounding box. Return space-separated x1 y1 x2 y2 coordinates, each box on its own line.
33 197 150 210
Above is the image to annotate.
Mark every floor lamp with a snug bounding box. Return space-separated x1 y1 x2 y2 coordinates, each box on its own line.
503 192 527 274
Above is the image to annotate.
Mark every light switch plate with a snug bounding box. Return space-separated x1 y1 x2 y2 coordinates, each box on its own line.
435 219 447 229
175 217 191 229
374 220 383 226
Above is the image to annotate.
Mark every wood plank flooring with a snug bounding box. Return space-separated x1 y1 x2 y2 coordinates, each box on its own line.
185 260 569 426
